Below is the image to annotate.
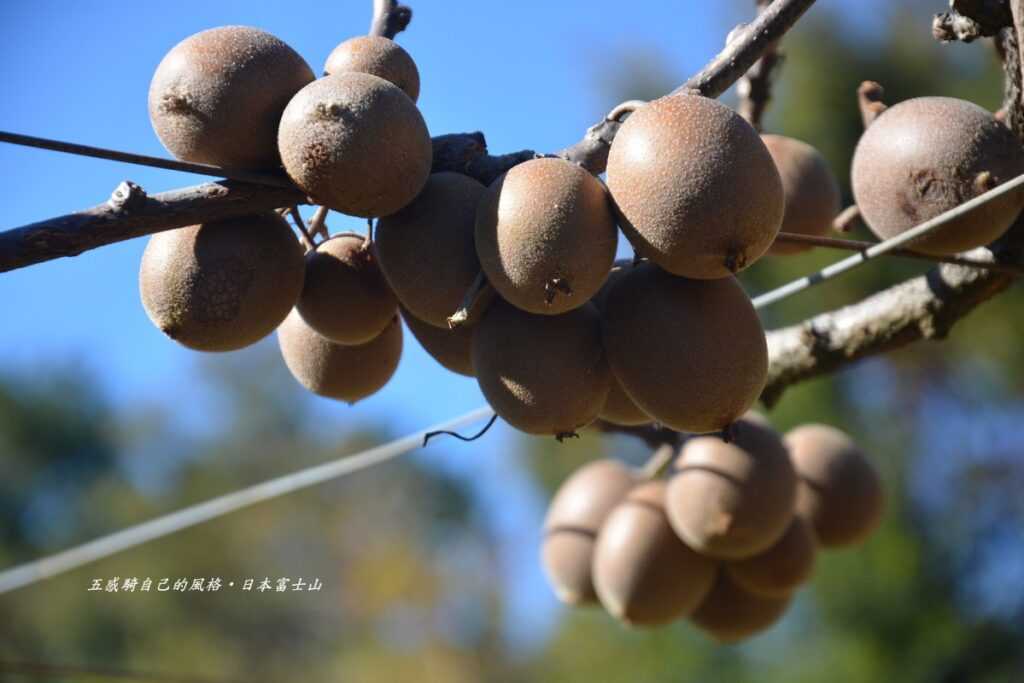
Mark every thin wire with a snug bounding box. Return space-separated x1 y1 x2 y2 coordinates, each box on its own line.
752 171 1024 310
0 660 247 683
0 406 494 596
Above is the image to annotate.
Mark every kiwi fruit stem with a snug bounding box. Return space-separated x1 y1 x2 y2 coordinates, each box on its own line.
640 442 679 479
447 271 493 328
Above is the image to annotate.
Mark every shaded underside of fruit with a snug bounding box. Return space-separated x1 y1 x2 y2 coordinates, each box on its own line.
763 134 841 255
400 307 474 377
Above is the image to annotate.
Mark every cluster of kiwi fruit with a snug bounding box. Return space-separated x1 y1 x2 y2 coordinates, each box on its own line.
542 416 885 642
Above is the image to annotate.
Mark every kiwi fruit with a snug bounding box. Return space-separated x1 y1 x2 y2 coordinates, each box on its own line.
666 416 797 560
400 307 474 377
297 233 398 345
851 96 1024 255
591 267 650 426
690 570 792 643
139 212 305 352
591 480 717 626
541 459 637 606
277 309 402 403
601 262 767 434
726 516 817 598
472 300 610 436
323 35 420 102
785 424 885 548
278 72 432 218
475 157 618 315
762 135 842 255
606 94 784 278
149 26 314 168
376 173 487 328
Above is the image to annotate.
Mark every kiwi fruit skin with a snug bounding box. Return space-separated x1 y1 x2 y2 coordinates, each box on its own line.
323 35 420 103
606 94 784 278
140 212 304 352
277 309 402 403
475 157 618 315
763 135 841 255
591 267 651 426
785 424 885 548
541 459 636 606
591 481 717 626
666 416 797 560
472 300 611 436
376 173 487 328
297 233 398 345
690 570 792 643
851 96 1024 255
149 26 314 168
726 516 817 598
602 262 768 434
278 72 432 218
400 306 474 377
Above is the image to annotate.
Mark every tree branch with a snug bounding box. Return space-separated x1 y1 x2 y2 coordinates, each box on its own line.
737 0 782 132
368 0 413 39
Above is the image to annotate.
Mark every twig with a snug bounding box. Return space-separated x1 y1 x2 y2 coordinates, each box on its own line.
640 443 679 479
286 206 316 251
446 271 495 328
369 0 413 39
308 205 330 242
832 204 864 233
858 81 887 128
933 1 1011 43
737 0 782 132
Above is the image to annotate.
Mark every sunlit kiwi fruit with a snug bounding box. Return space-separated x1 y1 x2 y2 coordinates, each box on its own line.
690 570 792 643
762 134 841 255
725 516 817 598
149 26 314 168
400 307 474 377
323 35 420 102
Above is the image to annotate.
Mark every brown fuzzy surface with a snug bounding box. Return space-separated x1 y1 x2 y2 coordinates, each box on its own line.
607 94 783 279
472 300 610 435
148 26 314 168
690 570 792 643
475 158 617 315
592 481 717 626
139 212 304 352
726 516 817 598
297 233 397 345
400 307 474 377
323 35 420 103
852 96 1024 255
278 72 432 218
377 173 486 327
599 376 652 426
763 135 841 255
277 310 402 403
785 424 885 548
602 262 767 433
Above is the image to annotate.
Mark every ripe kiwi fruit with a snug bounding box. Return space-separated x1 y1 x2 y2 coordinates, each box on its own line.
762 134 841 255
666 415 797 560
785 424 885 548
606 94 784 278
726 516 817 598
278 72 432 217
601 262 767 434
376 173 487 328
851 96 1024 255
690 570 792 643
475 157 618 315
541 459 637 606
323 35 420 102
472 299 610 436
297 232 398 345
149 26 314 168
139 212 304 352
591 480 717 626
277 309 402 403
400 307 474 377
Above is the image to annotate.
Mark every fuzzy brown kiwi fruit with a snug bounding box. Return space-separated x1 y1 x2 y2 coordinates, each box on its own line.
592 480 717 626
785 424 885 548
666 415 797 560
376 173 487 328
541 459 636 606
323 35 420 102
149 26 314 168
472 300 610 436
296 233 398 345
852 96 1024 255
278 73 432 218
139 212 304 352
726 516 817 598
475 157 618 315
592 266 651 426
602 262 767 434
606 94 784 278
400 307 474 377
690 570 792 643
277 309 402 403
763 135 842 255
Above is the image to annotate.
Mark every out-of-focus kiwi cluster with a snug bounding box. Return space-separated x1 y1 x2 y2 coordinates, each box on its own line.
542 416 886 642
